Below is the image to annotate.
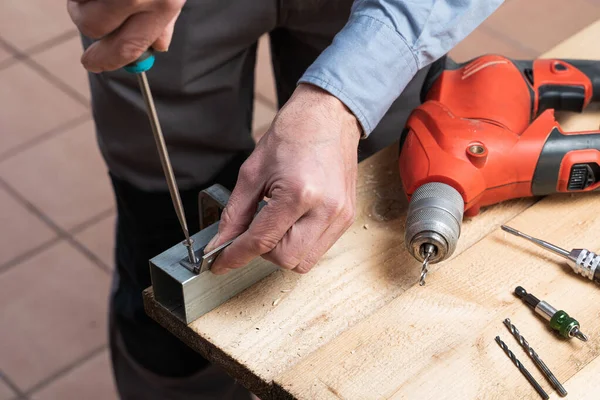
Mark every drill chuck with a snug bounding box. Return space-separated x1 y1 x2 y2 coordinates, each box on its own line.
405 182 465 264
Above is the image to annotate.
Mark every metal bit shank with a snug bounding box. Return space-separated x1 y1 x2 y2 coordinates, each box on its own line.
495 336 549 400
503 319 567 397
137 72 197 264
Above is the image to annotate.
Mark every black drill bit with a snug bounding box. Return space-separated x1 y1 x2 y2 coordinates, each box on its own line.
503 318 567 397
495 336 549 400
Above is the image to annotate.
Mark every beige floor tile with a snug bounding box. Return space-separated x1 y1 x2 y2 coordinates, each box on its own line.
253 99 276 133
0 42 13 65
0 1 75 51
255 35 277 107
0 241 110 390
450 27 538 63
0 378 15 400
74 213 116 270
483 0 600 53
30 350 118 400
31 37 90 101
0 120 114 231
0 61 88 156
0 186 57 267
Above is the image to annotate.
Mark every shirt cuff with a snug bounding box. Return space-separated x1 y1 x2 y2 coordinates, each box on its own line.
298 15 419 138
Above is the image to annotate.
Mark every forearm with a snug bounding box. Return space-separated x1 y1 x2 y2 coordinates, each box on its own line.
299 0 504 137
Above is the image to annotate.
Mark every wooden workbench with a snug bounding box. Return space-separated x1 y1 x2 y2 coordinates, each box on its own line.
144 21 600 399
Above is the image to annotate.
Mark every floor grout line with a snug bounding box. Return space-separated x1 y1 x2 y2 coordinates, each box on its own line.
0 370 27 399
0 35 90 108
0 114 91 163
0 237 62 275
24 30 79 57
23 344 107 397
21 56 90 107
0 178 113 275
69 207 116 235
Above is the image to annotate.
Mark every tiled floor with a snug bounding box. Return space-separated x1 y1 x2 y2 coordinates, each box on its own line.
0 1 598 399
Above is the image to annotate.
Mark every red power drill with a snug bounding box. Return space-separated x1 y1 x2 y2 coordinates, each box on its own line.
399 55 600 284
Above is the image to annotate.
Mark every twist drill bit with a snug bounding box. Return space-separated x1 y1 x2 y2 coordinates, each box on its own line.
419 244 436 286
495 336 549 400
503 318 567 397
501 225 600 285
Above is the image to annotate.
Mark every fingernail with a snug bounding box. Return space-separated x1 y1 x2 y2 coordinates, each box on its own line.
204 233 219 253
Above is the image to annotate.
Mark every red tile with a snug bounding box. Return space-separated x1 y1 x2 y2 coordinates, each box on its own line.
0 241 110 390
450 27 538 63
0 1 75 52
255 35 277 107
483 0 600 54
0 62 88 156
31 350 118 400
0 41 14 65
0 378 15 400
0 120 114 231
31 37 90 101
74 213 116 270
0 186 57 267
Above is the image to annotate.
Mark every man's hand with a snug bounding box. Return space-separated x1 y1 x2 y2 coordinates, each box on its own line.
67 0 185 73
205 84 362 275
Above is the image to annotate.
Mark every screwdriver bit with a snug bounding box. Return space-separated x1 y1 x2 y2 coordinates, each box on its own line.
514 286 588 342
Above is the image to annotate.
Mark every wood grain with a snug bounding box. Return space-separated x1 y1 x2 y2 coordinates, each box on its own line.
144 19 600 399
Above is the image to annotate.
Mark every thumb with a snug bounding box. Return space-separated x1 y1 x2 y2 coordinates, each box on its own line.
152 11 180 52
204 166 263 253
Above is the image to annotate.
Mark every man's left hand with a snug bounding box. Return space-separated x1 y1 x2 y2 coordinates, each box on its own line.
204 83 361 275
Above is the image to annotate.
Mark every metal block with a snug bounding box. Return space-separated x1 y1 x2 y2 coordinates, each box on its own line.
149 185 278 324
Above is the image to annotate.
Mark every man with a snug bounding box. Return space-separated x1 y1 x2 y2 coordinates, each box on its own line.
68 0 503 398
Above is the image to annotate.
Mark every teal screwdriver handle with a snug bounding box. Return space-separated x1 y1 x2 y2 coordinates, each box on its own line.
123 50 156 73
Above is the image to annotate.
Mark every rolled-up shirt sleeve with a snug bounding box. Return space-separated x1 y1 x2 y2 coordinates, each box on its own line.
299 0 504 137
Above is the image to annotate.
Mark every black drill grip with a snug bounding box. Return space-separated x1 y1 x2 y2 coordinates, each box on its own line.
563 59 600 102
532 128 600 195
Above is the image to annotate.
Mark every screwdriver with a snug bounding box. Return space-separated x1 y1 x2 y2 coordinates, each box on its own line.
502 225 600 285
124 51 198 265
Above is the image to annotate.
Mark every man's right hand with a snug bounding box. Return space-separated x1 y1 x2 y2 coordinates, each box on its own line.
67 0 185 73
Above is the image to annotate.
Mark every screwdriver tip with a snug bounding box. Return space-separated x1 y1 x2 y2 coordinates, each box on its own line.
501 225 519 236
572 328 589 342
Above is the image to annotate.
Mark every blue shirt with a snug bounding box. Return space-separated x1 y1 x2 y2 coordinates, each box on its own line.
299 0 505 137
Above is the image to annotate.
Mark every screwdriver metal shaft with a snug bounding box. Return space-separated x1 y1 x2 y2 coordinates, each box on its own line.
137 71 198 264
502 225 600 284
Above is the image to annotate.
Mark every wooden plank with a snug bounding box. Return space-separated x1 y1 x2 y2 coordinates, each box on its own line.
549 354 600 399
144 144 533 397
144 19 600 400
273 193 600 399
273 20 600 400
